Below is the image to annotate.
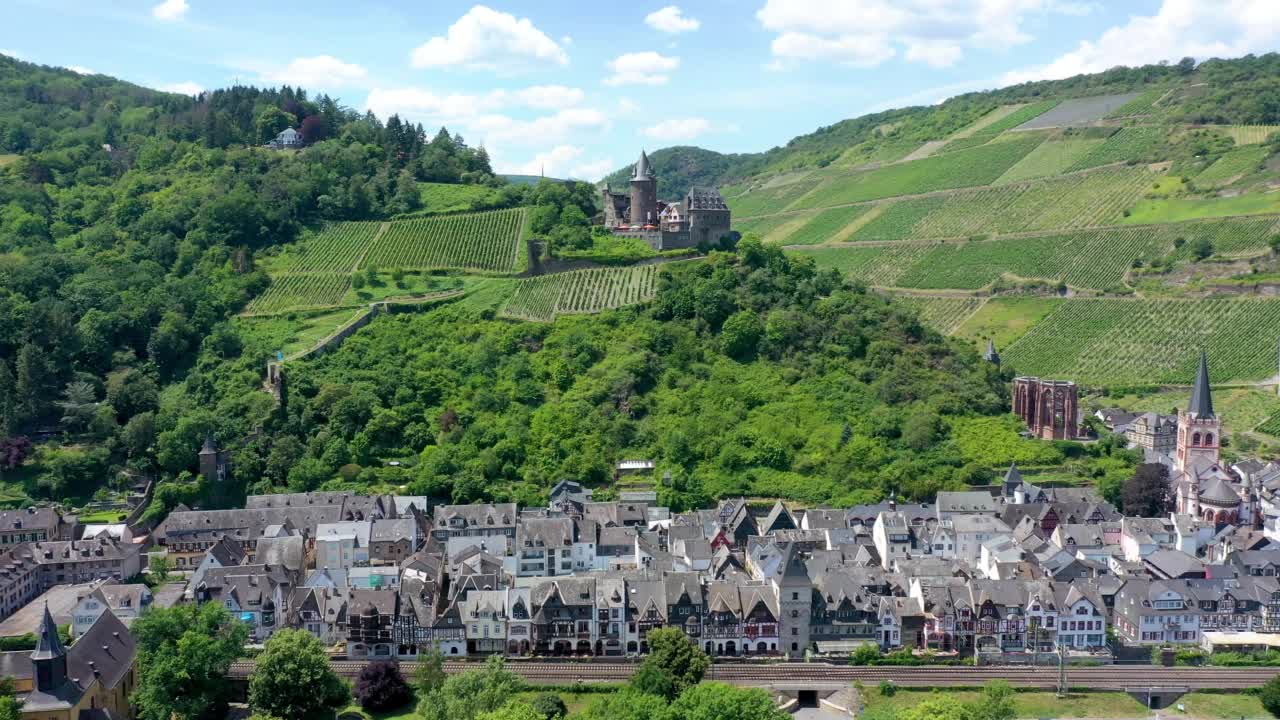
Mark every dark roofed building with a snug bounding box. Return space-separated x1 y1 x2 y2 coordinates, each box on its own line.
20 605 136 718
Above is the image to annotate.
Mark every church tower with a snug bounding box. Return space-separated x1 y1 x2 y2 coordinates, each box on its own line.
629 150 658 226
31 603 68 693
1176 351 1221 471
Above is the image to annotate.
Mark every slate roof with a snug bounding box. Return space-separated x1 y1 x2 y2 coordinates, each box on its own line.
686 186 727 211
1189 351 1215 418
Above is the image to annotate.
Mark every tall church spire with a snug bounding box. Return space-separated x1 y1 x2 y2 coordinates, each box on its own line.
1188 350 1214 419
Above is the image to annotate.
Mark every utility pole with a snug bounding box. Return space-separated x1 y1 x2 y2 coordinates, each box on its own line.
1054 638 1064 696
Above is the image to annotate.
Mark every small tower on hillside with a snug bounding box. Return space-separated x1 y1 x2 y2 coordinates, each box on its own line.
31 603 68 694
629 150 658 226
983 339 1001 368
1176 351 1221 471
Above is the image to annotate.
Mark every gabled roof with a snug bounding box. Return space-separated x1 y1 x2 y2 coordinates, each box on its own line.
1188 351 1215 419
686 186 727 211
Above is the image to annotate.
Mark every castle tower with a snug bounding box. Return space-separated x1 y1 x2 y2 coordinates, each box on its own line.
983 339 1000 368
629 150 658 226
1175 351 1221 471
31 603 67 693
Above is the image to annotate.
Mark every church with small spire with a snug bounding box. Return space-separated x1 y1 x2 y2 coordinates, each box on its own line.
1172 352 1259 525
599 150 732 250
16 602 137 719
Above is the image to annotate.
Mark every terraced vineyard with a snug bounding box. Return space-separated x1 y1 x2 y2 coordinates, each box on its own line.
501 265 661 321
787 132 1046 210
1003 298 1280 384
1196 146 1270 186
1065 126 1166 172
727 177 822 217
941 101 1058 152
1220 125 1280 145
244 274 352 315
845 166 1152 241
1257 410 1280 438
994 137 1105 184
363 208 526 273
276 222 381 272
784 205 875 245
895 296 986 334
800 216 1280 291
1104 88 1166 118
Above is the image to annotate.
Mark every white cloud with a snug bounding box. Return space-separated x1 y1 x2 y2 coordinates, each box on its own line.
604 52 679 86
645 6 700 33
905 41 964 69
152 0 189 21
571 156 617 181
67 66 95 75
410 5 568 70
261 55 368 89
641 117 712 142
474 108 610 146
1001 0 1280 85
770 32 895 67
513 85 584 109
757 0 1085 68
159 81 204 95
512 145 583 176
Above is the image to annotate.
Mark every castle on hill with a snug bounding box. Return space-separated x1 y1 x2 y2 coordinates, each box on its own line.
600 150 731 251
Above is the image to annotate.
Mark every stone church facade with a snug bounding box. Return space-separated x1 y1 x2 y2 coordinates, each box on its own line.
601 151 732 251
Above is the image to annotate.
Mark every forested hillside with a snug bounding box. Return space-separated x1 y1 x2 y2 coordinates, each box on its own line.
0 55 580 506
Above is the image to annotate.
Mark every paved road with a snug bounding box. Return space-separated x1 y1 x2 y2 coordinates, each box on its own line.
227 659 1279 690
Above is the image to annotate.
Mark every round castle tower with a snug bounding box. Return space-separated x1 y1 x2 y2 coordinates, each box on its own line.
629 150 658 226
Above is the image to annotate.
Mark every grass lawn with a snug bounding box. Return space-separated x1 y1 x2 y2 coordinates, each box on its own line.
339 704 418 720
953 297 1064 352
76 509 127 523
1174 691 1267 719
413 182 502 215
342 273 465 305
864 690 1150 719
1123 191 1280 223
514 689 613 715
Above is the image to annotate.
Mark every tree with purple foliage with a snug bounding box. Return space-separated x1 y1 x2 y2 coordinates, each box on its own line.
299 114 328 144
355 660 413 713
0 437 32 477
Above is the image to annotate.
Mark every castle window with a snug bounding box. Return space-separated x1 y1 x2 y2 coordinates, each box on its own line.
1192 433 1201 446
1205 433 1214 446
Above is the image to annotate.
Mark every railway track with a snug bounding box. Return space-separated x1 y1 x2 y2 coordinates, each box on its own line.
226 660 1280 690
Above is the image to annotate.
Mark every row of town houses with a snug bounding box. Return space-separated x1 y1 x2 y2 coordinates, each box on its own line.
93 469 1280 660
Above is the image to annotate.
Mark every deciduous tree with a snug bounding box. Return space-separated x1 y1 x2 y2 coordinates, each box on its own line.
248 629 350 720
132 603 248 720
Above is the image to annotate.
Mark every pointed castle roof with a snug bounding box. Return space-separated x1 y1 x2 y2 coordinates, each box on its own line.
31 602 66 661
1188 351 1214 419
983 339 1000 365
632 150 654 182
1003 462 1023 487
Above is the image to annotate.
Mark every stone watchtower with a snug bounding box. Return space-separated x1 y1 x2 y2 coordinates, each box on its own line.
629 150 658 226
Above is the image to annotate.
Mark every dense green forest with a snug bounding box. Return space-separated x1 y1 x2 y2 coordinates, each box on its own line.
607 53 1280 197
162 238 1112 513
0 55 592 505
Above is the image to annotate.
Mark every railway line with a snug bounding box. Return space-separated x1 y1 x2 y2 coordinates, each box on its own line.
226 659 1280 690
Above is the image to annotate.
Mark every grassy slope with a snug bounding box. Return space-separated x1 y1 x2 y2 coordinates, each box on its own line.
861 689 1261 720
1124 192 1280 223
953 297 1065 350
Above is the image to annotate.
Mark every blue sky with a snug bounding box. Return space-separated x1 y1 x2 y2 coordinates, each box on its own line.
4 1 1279 178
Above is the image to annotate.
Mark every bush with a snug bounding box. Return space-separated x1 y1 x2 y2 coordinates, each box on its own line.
849 644 881 666
879 680 896 697
356 660 413 712
1261 676 1280 717
528 692 568 720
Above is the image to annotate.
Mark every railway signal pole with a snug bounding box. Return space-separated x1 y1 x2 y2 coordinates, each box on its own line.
1056 641 1068 698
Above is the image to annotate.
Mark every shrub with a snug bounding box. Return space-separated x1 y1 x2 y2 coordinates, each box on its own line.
528 692 568 720
355 660 413 713
879 680 896 697
1261 675 1280 717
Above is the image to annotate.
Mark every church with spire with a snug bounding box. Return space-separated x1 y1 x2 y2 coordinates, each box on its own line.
1171 352 1260 525
16 602 137 718
600 150 732 250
